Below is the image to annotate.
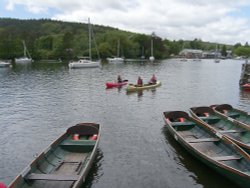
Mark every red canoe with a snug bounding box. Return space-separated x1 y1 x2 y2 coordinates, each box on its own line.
106 81 128 88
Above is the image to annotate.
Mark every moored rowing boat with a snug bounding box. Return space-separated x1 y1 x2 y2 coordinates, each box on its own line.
213 104 250 127
126 81 161 92
8 123 100 188
190 106 250 154
163 111 250 188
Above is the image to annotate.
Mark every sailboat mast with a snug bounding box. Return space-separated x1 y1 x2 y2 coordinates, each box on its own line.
117 39 120 57
88 18 92 60
22 40 27 57
151 38 154 57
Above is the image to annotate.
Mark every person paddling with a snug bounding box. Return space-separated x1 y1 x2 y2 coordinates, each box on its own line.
117 75 122 83
137 76 143 86
149 74 157 84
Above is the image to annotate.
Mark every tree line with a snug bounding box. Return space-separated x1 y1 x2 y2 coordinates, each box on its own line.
0 18 249 60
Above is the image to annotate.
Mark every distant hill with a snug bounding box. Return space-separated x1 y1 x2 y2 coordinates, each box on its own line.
0 18 168 60
0 18 248 60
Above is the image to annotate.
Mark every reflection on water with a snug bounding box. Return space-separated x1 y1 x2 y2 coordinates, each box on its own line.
0 59 249 188
240 89 250 101
82 149 104 188
126 89 158 101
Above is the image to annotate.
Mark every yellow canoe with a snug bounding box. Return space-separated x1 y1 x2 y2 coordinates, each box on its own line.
126 81 161 92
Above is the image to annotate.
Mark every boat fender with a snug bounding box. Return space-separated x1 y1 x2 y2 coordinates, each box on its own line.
178 118 185 122
204 113 209 117
72 134 80 140
90 134 98 140
166 118 171 123
0 182 7 188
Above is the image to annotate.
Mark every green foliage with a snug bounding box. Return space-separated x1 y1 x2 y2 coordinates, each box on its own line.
233 46 250 57
190 38 203 49
0 18 170 60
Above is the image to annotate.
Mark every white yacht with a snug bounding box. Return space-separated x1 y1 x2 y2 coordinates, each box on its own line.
69 18 100 69
15 40 33 63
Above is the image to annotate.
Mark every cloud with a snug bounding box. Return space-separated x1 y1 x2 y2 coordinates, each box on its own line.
4 0 250 44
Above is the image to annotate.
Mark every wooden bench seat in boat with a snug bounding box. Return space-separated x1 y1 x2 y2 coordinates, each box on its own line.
172 122 196 126
187 137 220 143
199 116 220 121
218 130 245 133
26 173 79 181
212 155 242 161
60 139 96 146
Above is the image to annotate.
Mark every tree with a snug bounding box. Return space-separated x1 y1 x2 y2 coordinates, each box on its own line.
234 46 250 57
189 38 203 49
221 45 227 57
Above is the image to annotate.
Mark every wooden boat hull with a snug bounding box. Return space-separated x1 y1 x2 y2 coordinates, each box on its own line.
163 111 250 188
126 81 161 92
8 123 100 188
190 106 250 154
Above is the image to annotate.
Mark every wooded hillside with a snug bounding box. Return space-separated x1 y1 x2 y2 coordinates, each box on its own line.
0 18 249 60
0 18 168 60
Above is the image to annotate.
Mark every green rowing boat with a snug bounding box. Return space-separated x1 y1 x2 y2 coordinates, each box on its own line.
126 81 161 92
190 106 250 154
8 123 100 188
213 104 250 127
163 111 250 188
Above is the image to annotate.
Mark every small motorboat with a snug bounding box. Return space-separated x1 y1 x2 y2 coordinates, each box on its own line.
0 61 11 68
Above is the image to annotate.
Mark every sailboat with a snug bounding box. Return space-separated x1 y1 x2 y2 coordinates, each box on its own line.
0 60 11 68
69 18 100 68
107 39 124 63
149 35 155 61
15 40 33 63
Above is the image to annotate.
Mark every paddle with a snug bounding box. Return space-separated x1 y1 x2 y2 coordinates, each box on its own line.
122 79 128 82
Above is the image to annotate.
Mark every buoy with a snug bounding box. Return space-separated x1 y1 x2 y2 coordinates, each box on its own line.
178 118 185 122
90 134 98 140
0 182 7 188
72 134 80 140
223 110 228 114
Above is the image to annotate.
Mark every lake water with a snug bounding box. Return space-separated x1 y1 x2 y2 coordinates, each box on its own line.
0 59 249 188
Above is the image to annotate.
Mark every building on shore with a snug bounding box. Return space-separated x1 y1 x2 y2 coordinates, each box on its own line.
179 49 203 59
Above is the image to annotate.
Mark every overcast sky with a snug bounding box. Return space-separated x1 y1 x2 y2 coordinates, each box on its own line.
1 0 250 45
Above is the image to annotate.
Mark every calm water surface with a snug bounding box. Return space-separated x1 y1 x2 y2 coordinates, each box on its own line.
0 59 249 188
